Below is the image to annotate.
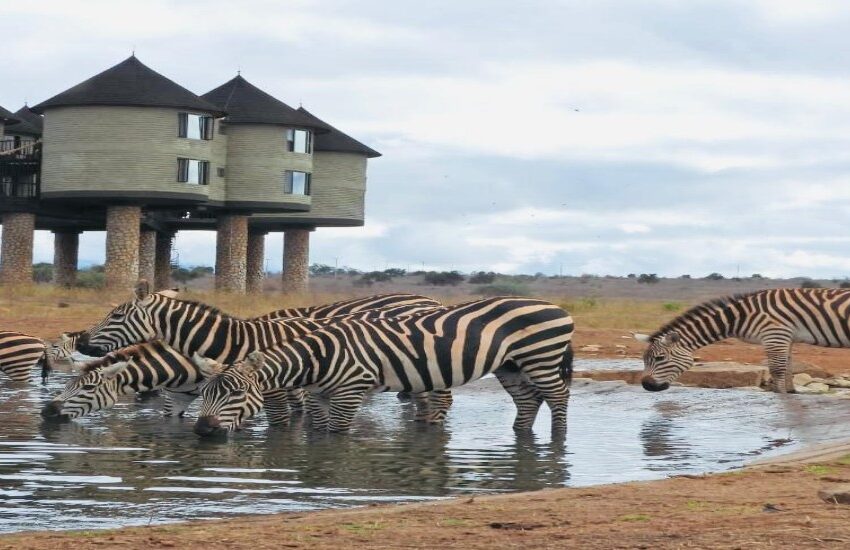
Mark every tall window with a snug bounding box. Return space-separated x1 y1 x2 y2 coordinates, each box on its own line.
178 113 214 140
284 170 311 195
286 128 312 153
177 158 210 185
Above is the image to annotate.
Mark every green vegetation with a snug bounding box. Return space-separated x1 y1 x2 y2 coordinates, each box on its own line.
171 265 213 284
476 282 531 297
804 465 833 476
637 273 659 284
423 271 465 286
468 271 497 284
618 514 650 522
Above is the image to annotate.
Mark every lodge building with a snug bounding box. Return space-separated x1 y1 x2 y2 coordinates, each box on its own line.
0 56 380 292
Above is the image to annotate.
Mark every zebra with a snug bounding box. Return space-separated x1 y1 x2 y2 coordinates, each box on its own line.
192 297 574 436
48 330 87 364
79 281 440 421
254 294 441 321
0 331 51 384
40 340 205 420
635 288 850 394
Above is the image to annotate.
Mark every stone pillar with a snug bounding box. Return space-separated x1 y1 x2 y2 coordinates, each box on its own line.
246 231 266 293
282 229 310 294
0 213 35 285
154 232 174 291
215 214 248 292
105 206 141 290
138 229 157 285
53 231 80 287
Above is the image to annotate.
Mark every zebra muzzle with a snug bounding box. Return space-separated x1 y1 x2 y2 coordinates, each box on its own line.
641 376 670 392
40 401 67 419
194 416 225 437
77 343 107 357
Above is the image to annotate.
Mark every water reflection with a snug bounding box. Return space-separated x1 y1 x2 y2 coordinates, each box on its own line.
0 364 849 533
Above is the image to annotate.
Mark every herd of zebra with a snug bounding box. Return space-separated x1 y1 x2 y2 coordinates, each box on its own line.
2 285 850 438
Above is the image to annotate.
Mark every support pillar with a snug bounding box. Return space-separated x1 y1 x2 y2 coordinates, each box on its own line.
154 232 174 291
0 213 35 285
138 229 157 285
282 229 310 294
53 231 80 287
105 206 141 290
215 214 248 292
246 231 266 293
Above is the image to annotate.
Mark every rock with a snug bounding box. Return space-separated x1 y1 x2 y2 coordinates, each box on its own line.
615 344 627 349
793 373 813 387
825 378 850 388
796 382 830 394
819 485 850 504
57 302 70 308
580 345 602 352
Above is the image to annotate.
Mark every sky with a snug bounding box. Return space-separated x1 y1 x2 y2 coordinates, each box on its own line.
3 0 850 278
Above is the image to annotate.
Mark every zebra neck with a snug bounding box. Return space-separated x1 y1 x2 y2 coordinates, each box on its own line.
664 299 743 350
115 372 155 394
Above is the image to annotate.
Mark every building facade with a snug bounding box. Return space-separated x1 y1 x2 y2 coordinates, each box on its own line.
0 56 380 292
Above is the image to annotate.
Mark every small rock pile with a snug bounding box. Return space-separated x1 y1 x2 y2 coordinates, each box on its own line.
793 373 850 395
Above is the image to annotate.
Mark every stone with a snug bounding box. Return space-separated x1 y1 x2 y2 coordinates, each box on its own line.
246 232 266 293
796 382 830 394
824 378 850 388
154 232 173 291
138 230 157 285
215 215 248 292
0 212 35 284
818 485 850 504
793 373 813 387
53 231 79 287
105 206 141 289
282 229 310 294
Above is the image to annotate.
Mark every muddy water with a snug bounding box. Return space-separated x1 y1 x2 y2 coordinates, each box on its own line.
0 358 849 533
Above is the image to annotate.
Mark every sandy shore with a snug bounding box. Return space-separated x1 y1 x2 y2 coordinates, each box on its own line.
2 442 849 549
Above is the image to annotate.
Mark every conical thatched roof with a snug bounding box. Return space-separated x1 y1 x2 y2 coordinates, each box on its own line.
297 107 381 158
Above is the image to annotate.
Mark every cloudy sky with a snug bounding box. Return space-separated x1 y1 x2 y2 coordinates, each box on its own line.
3 0 850 278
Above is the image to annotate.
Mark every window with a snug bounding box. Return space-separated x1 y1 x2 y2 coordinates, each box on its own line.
177 158 210 185
178 113 214 140
286 128 312 153
284 171 311 195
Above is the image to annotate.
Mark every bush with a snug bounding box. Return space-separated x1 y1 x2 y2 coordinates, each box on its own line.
637 273 659 284
309 263 335 276
679 274 691 279
383 268 407 278
172 265 214 284
663 302 683 311
75 270 105 289
800 279 822 289
33 262 53 283
751 273 766 280
423 271 465 286
840 281 850 289
476 283 531 297
468 271 497 284
360 271 393 284
705 273 725 281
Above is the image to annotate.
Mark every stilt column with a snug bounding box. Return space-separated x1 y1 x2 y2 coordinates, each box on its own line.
246 231 266 293
282 229 310 294
215 215 248 292
0 213 35 285
138 230 157 285
154 232 174 291
105 206 141 289
53 231 80 287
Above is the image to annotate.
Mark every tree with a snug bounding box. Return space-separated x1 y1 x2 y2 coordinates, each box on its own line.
469 271 496 284
705 273 725 281
637 273 659 284
423 271 465 286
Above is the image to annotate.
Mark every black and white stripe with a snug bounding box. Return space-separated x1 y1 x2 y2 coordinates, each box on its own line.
48 330 86 363
194 297 574 435
255 294 441 321
637 288 850 393
0 331 49 383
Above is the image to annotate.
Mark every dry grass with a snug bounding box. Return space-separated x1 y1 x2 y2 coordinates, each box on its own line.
0 283 688 341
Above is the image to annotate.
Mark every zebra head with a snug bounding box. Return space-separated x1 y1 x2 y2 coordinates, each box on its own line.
193 352 265 437
78 281 160 357
635 331 693 391
40 361 130 420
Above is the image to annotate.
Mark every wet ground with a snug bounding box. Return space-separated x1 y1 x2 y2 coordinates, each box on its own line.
0 358 849 533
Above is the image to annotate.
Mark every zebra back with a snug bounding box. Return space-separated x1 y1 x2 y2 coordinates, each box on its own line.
255 293 441 321
0 331 47 382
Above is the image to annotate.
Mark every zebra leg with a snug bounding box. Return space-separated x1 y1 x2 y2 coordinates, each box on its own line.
327 389 368 433
163 391 198 417
263 389 292 425
412 392 431 421
308 393 330 431
764 338 793 393
425 390 453 424
494 366 544 430
520 364 570 435
287 388 307 414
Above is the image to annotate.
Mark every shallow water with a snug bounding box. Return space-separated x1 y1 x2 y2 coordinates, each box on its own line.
0 357 849 533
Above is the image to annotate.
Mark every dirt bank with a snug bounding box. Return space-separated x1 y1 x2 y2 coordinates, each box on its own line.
2 453 850 549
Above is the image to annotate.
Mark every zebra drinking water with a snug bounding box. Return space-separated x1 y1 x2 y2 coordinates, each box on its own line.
0 331 51 383
192 297 574 436
635 288 850 393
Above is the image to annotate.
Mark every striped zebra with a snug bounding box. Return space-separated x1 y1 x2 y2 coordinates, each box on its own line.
192 297 574 436
48 330 87 364
0 331 51 383
41 340 204 420
635 288 850 394
255 294 440 321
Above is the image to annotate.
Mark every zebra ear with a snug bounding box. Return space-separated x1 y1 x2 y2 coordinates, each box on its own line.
241 351 266 375
632 332 651 343
100 361 129 379
193 352 223 378
60 333 72 343
157 288 180 299
662 331 681 345
135 280 151 300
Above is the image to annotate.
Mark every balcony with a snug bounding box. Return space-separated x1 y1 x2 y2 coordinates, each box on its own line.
0 141 41 205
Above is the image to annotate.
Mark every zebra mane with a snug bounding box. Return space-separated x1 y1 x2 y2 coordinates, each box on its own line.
80 343 151 372
649 292 756 340
163 297 246 320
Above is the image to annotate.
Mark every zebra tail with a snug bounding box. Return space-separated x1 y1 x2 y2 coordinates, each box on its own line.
560 342 574 387
39 350 54 385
